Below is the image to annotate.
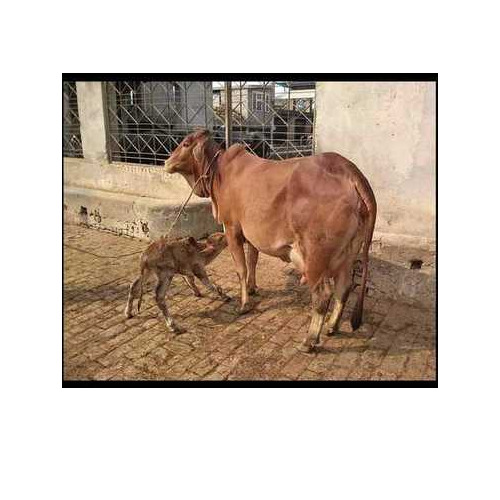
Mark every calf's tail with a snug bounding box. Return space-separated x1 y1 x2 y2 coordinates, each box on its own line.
137 264 147 312
351 179 377 331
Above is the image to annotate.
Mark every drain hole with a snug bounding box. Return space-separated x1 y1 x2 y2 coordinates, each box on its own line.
409 259 423 270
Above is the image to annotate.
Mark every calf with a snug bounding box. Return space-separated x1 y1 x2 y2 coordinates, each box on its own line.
124 232 229 333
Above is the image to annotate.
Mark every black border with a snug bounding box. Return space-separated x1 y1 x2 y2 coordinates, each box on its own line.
63 73 437 82
63 73 438 388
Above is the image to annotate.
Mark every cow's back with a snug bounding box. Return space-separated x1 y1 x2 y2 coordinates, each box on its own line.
218 150 365 260
287 153 363 244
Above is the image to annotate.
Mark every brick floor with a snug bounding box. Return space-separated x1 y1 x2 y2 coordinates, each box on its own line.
63 224 436 382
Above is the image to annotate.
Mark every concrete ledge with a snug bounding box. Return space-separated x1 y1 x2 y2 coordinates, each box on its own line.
63 186 220 241
64 157 199 200
373 231 436 251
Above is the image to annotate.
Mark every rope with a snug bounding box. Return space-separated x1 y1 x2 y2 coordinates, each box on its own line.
64 150 221 260
163 172 208 238
63 243 145 259
157 149 221 239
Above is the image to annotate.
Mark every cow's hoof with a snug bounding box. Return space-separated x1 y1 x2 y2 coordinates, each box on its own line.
300 336 319 353
238 303 253 315
124 309 133 319
248 287 259 296
326 328 338 337
299 342 317 354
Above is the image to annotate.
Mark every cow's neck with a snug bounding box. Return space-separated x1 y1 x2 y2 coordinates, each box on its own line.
184 143 222 198
209 144 247 222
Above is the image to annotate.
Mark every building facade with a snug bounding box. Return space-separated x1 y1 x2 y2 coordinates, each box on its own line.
63 80 436 247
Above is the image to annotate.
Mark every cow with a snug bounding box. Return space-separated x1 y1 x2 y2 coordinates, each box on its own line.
164 130 377 351
124 232 230 333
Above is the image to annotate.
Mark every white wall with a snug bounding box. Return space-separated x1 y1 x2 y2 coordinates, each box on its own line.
315 82 436 241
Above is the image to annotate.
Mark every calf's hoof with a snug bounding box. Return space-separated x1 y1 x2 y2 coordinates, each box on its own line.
248 287 259 296
166 321 183 335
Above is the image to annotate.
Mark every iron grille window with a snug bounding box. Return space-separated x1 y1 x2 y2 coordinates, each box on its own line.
251 91 271 112
63 82 83 158
106 81 218 166
229 81 316 159
105 80 316 165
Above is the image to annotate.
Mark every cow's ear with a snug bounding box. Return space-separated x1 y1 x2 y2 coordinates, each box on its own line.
193 139 205 161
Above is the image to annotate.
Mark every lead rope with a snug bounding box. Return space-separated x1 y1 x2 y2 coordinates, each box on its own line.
163 150 220 238
64 151 221 260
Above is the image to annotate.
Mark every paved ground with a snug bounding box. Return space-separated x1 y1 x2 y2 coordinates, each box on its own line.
63 224 436 381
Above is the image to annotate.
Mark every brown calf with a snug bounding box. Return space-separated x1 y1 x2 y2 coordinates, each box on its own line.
124 232 229 333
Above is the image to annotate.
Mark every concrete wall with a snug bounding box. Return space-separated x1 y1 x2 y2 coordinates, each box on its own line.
315 82 436 242
64 82 220 241
63 157 219 241
76 82 108 162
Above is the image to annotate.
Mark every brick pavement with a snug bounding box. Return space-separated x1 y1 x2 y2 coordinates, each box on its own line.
63 224 436 381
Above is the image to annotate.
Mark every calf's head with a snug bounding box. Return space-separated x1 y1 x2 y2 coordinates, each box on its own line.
200 232 227 263
206 232 227 249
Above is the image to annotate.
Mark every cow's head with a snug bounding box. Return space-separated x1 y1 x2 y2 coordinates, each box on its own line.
165 129 212 176
165 129 220 198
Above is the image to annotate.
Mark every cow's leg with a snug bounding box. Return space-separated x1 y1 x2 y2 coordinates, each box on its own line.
183 275 202 297
124 276 141 318
154 271 179 333
226 226 251 314
300 245 336 351
192 266 231 302
302 278 331 352
327 235 364 335
325 267 352 336
246 242 259 295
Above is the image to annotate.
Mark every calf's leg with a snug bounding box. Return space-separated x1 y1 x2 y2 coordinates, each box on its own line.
124 277 141 318
183 275 202 297
192 266 231 302
154 271 179 333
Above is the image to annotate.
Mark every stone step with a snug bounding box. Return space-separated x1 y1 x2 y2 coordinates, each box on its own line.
63 185 220 241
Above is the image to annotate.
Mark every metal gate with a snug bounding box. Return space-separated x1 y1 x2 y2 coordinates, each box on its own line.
106 81 316 166
63 82 83 158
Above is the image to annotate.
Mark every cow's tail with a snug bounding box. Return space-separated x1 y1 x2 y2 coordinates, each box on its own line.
351 177 377 331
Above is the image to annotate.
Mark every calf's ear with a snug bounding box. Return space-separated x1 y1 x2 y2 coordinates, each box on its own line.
187 236 197 246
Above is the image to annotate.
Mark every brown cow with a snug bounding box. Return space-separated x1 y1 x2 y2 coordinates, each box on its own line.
165 130 377 350
124 232 230 333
